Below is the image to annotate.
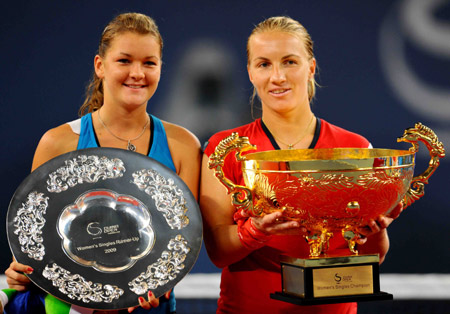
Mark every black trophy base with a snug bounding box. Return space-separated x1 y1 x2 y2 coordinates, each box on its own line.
275 254 391 306
270 291 393 306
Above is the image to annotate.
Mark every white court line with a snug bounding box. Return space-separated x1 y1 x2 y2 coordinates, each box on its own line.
380 273 450 300
1 273 449 299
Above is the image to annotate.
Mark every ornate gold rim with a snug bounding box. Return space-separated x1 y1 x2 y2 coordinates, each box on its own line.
243 148 414 162
243 164 415 173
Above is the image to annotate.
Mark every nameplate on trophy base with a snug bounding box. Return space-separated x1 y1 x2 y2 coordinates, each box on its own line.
270 255 393 305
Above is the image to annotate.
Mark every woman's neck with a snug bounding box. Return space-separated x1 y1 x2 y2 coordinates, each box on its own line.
262 108 316 149
98 103 149 129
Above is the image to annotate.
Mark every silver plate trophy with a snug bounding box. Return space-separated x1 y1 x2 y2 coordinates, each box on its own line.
7 148 202 310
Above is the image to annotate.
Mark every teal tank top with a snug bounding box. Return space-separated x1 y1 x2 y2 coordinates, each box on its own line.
77 113 176 172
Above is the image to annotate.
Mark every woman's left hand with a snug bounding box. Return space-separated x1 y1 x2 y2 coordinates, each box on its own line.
355 202 403 245
127 290 171 313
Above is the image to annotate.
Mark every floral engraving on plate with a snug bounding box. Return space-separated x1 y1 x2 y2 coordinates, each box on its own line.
13 191 49 261
132 169 189 229
47 155 125 193
42 263 124 303
128 235 190 295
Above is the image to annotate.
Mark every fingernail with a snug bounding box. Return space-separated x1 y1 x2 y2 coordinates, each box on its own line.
139 297 145 303
27 267 34 273
148 291 153 297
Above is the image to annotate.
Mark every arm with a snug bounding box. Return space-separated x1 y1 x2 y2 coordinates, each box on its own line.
164 122 201 200
5 125 78 289
199 153 248 268
356 203 403 264
199 154 303 268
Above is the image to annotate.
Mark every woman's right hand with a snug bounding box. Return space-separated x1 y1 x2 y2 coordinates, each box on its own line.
5 260 33 291
244 211 306 236
127 290 172 313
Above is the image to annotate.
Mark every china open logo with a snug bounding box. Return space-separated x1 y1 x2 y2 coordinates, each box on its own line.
87 222 120 236
87 222 102 236
334 273 352 284
334 273 342 283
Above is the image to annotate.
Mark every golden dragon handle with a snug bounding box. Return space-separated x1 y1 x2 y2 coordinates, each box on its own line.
208 133 259 215
397 122 445 208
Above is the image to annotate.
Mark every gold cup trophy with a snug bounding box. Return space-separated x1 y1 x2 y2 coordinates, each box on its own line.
208 123 445 305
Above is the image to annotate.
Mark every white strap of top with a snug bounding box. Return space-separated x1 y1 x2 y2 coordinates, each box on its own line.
67 118 81 135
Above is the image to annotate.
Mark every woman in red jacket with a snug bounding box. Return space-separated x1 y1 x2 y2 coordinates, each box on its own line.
200 16 401 314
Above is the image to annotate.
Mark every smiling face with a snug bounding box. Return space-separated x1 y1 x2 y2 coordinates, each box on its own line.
247 31 316 116
94 31 161 110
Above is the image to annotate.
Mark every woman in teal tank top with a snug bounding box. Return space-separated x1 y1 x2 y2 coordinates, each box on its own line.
4 12 201 314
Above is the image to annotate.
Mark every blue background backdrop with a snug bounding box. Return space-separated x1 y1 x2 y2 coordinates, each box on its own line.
1 0 449 275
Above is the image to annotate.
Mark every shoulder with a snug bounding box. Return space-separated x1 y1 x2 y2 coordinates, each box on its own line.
32 123 79 170
204 120 260 155
159 119 201 196
161 119 201 149
317 119 370 148
38 123 79 152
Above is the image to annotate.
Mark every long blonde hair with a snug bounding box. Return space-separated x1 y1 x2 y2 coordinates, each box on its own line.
247 16 318 108
79 12 163 116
